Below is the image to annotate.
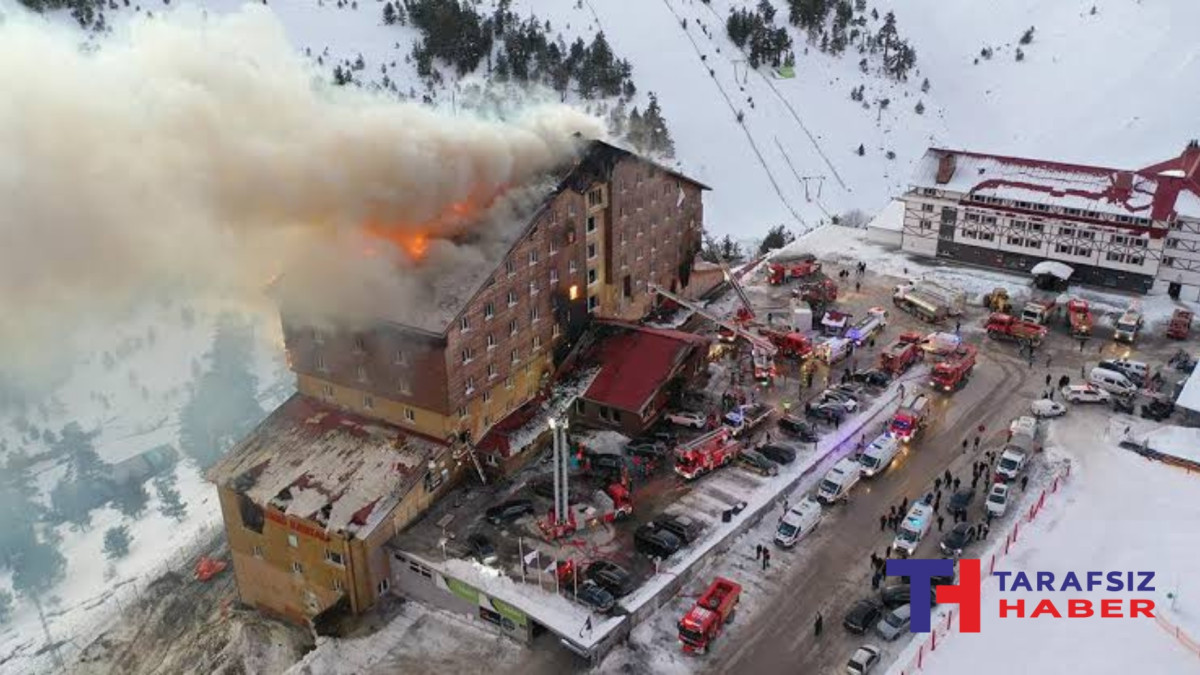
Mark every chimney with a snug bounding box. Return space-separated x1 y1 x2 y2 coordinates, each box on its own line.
935 152 957 185
1113 171 1133 200
1183 139 1200 180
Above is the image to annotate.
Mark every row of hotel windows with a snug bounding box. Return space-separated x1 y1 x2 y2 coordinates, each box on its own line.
920 194 1152 229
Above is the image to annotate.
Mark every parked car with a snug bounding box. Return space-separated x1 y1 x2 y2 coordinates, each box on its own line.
1030 398 1067 418
875 604 912 641
779 415 820 442
807 403 846 424
1142 398 1175 421
986 483 1009 517
634 524 684 559
947 489 974 517
645 429 678 445
584 451 627 475
939 522 974 558
831 383 867 398
625 442 667 460
846 644 882 675
585 560 635 597
737 449 780 477
820 389 860 412
466 533 498 565
485 499 535 525
666 411 708 429
574 581 616 613
655 514 705 544
1113 396 1136 414
880 583 937 610
1062 384 1110 404
758 443 798 465
852 369 893 388
843 599 884 634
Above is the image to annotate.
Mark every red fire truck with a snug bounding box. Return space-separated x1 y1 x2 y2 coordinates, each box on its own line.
762 329 812 359
678 577 742 654
767 257 822 285
1167 309 1193 340
879 338 922 375
929 344 977 392
674 429 742 480
985 313 1048 347
888 393 930 443
1066 298 1093 337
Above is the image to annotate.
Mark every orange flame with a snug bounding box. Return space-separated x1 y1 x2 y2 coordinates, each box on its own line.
359 189 505 262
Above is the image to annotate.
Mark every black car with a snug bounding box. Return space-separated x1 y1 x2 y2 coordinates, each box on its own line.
655 514 704 544
778 415 820 442
634 524 684 559
485 499 535 525
574 581 616 613
939 522 973 557
625 442 668 460
585 451 627 476
585 560 636 597
737 449 780 477
759 444 797 465
851 369 893 389
1141 398 1175 421
806 403 845 424
843 598 883 634
1113 396 1136 414
947 488 974 516
466 533 498 565
880 583 938 610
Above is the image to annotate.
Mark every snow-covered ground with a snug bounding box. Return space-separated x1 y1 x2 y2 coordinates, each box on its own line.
0 298 293 674
901 410 1200 675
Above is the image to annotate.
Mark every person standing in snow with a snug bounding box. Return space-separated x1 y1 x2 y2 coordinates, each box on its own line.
1021 475 1029 491
937 515 944 532
814 613 823 636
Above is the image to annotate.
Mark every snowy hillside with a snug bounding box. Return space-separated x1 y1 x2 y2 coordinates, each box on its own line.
31 0 1200 240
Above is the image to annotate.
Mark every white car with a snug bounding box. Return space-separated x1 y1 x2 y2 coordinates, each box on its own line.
846 644 882 674
1030 398 1066 418
986 483 1010 517
1061 385 1111 404
666 411 707 429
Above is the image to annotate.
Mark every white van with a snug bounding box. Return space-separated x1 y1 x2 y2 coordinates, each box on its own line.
1089 367 1137 397
774 497 823 548
858 435 901 478
1113 309 1143 343
995 448 1028 482
816 337 853 365
893 502 934 557
1099 359 1149 385
816 458 862 504
1009 416 1037 445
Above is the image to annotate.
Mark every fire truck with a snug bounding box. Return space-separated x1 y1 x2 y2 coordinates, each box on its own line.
888 393 930 443
821 310 851 337
1020 298 1057 325
761 329 812 359
797 278 839 305
985 313 1048 347
540 483 633 540
1167 309 1193 340
879 337 922 375
929 344 977 392
724 403 774 437
766 256 822 285
846 307 888 346
1066 298 1092 337
674 428 742 480
678 577 742 654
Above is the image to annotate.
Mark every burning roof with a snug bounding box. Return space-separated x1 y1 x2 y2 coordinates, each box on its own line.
207 393 447 537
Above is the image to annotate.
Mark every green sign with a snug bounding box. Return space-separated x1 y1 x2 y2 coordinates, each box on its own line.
446 577 479 604
487 596 528 629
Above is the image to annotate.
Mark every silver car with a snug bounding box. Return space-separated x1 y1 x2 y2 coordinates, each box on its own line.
875 603 911 641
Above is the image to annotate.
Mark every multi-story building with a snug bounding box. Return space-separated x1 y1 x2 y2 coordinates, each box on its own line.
209 140 708 624
899 141 1200 296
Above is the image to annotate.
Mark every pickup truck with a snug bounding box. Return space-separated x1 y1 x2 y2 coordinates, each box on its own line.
724 403 774 438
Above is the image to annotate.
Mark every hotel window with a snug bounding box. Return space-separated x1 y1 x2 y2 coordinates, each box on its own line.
486 333 496 350
394 349 408 366
530 306 541 322
333 578 344 591
1078 231 1095 240
460 315 471 332
552 323 562 338
966 213 980 223
1056 244 1072 254
507 290 518 306
315 353 327 372
509 319 519 336
549 239 558 254
550 268 559 284
586 215 597 233
588 189 603 207
588 242 597 259
457 406 467 418
505 259 515 276
533 335 543 351
252 546 263 558
511 348 520 364
397 378 411 395
921 203 935 212
378 578 390 594
487 363 498 379
1167 238 1178 249
484 302 494 319
529 279 539 295
363 395 374 410
504 376 514 390
288 534 299 548
587 296 600 313
312 329 324 345
483 391 492 403
529 249 539 266
465 377 476 395
1060 227 1076 237
353 334 366 353
1074 247 1091 257
292 562 303 574
325 550 345 566
919 219 932 230
461 347 474 364
356 365 368 383
569 259 578 273
405 407 416 422
321 384 334 399
588 268 598 285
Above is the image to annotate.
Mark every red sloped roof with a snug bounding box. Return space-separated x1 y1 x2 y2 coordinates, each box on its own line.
583 322 709 413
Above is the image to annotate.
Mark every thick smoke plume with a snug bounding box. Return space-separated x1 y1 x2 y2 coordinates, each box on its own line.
0 5 603 376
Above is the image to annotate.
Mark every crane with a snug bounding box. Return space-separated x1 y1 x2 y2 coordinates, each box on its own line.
718 260 757 324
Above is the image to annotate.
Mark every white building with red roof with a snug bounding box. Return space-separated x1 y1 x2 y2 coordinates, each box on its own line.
899 141 1200 296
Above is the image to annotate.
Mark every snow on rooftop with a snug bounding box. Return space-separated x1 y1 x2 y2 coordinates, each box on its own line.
1030 260 1074 280
207 393 444 536
1176 365 1200 415
1137 425 1200 466
866 199 905 232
